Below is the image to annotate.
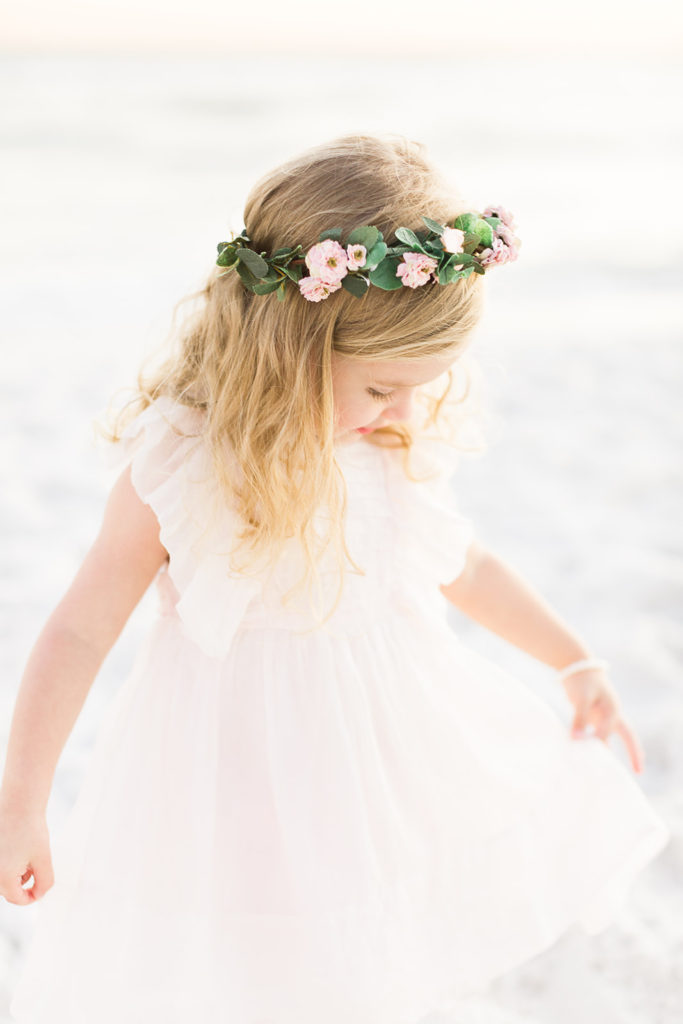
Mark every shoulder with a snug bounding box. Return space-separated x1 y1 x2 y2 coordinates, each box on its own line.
100 395 209 488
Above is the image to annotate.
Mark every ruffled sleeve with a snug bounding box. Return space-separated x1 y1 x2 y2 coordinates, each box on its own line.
383 433 475 590
98 395 261 659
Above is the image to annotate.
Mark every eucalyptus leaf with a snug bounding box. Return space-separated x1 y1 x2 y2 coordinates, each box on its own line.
251 278 282 295
394 227 425 251
463 232 481 254
235 261 259 288
367 257 404 290
341 273 369 297
363 240 387 268
272 246 302 259
448 264 469 282
423 239 445 257
318 227 342 242
422 216 447 235
235 247 270 278
346 225 380 250
472 263 486 275
276 281 287 301
216 248 238 268
281 263 304 283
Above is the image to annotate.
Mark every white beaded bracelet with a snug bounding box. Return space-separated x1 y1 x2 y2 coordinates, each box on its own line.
557 657 610 682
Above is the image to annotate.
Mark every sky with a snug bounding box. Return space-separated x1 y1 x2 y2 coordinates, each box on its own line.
3 0 682 57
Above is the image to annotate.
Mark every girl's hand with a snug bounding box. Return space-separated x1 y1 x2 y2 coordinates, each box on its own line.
0 798 54 905
560 668 645 775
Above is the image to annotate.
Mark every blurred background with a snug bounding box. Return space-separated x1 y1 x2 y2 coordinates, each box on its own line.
1 2 681 1022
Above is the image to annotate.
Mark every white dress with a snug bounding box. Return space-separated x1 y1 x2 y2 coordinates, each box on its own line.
9 395 670 1024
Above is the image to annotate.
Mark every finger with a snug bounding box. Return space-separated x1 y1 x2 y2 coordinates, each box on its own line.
593 709 618 742
7 871 35 906
571 705 590 737
26 854 54 900
616 717 645 774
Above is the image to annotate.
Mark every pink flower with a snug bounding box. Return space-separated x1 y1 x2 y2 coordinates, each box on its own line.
304 239 348 284
440 227 465 254
298 276 342 302
482 205 516 231
396 251 439 288
493 221 521 258
478 236 518 268
346 244 367 270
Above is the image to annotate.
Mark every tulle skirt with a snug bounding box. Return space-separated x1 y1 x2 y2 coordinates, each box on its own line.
9 608 670 1024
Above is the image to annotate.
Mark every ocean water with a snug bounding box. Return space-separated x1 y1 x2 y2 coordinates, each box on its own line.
0 52 681 1023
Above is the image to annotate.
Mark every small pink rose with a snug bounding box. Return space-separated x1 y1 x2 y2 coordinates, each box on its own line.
304 239 348 284
346 244 367 270
440 227 465 254
493 221 521 257
396 251 439 288
482 205 516 231
478 236 517 268
298 276 342 302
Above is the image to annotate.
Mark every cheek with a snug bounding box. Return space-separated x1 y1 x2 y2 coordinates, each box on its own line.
334 392 379 429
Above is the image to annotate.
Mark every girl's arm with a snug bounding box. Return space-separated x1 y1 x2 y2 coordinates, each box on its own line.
439 540 593 669
440 541 644 773
0 466 169 818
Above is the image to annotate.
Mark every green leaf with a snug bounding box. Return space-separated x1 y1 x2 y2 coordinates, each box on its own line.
235 247 270 278
450 264 471 282
423 239 445 258
472 263 486 275
453 213 479 234
280 263 304 283
394 227 425 251
438 252 458 272
272 245 302 260
363 240 387 268
463 232 481 254
235 261 260 288
473 219 494 249
367 256 404 290
422 216 447 235
482 216 501 232
216 247 238 268
318 227 342 242
251 278 282 295
341 273 369 298
346 225 380 250
276 281 287 301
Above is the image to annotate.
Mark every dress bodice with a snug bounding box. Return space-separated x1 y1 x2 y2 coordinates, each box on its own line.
101 396 474 657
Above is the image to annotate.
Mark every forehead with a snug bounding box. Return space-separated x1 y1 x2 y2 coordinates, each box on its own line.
334 352 457 386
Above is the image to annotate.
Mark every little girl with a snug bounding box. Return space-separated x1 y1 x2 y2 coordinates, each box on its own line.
1 133 670 1024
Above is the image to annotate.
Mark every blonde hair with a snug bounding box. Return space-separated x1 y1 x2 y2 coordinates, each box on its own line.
98 132 487 627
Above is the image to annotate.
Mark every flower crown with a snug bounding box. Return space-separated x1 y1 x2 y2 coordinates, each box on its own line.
215 206 520 302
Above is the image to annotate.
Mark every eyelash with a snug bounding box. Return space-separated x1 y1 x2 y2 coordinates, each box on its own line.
368 388 395 402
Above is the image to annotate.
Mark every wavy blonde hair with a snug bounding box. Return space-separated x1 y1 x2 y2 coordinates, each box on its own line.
97 132 487 627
